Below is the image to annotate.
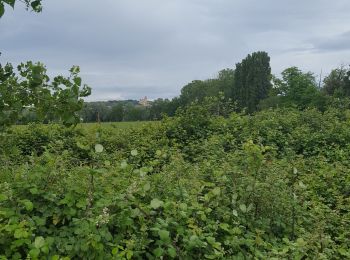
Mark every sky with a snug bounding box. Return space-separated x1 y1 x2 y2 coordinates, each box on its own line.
1 0 350 101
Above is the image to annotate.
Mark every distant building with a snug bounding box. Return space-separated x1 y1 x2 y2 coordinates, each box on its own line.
139 96 150 107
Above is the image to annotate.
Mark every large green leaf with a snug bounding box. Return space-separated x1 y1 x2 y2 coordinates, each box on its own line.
34 236 45 249
150 198 163 209
22 199 33 211
95 143 104 153
158 230 170 243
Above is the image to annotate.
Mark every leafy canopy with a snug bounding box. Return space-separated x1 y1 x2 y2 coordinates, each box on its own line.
0 62 91 129
0 0 91 130
233 51 272 113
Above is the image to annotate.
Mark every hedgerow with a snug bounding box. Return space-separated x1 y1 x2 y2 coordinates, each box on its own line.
0 106 349 259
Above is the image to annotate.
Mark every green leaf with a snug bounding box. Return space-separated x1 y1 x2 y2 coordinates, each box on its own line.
232 209 238 217
29 248 40 258
14 228 29 239
95 144 104 153
232 193 238 202
247 203 253 212
338 247 350 256
120 161 128 169
126 251 133 259
139 167 148 176
167 246 177 258
29 187 39 194
239 204 247 213
76 141 90 150
76 199 87 209
34 236 45 249
293 167 298 174
153 247 164 257
131 149 138 156
30 0 42 12
0 3 4 18
112 248 118 255
212 187 221 196
143 182 151 192
22 200 33 211
298 181 306 189
158 230 170 243
104 160 111 167
73 77 82 86
219 223 230 231
150 198 163 209
0 194 7 202
296 237 306 247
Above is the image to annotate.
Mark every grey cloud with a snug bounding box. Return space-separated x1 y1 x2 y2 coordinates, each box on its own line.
284 31 350 55
313 31 350 52
85 85 178 101
1 0 350 100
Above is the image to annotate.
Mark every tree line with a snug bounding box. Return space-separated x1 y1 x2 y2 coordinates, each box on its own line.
14 51 350 123
76 51 350 122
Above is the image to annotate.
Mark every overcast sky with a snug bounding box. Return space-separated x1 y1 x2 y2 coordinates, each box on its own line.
1 0 350 100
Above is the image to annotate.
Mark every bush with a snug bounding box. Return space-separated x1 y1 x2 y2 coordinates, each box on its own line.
0 106 349 258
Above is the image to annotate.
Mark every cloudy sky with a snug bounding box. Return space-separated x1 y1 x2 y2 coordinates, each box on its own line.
1 0 350 100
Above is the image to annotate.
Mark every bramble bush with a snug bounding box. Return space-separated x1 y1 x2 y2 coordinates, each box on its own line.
0 103 350 259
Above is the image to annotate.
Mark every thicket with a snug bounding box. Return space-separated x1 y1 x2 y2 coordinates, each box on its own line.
1 2 350 259
1 101 349 259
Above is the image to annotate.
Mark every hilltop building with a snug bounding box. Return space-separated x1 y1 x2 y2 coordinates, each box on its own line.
139 96 150 107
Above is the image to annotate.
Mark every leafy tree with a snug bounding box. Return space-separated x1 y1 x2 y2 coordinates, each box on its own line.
124 105 149 121
344 68 350 96
79 102 112 122
323 65 350 97
217 68 235 98
177 69 235 108
260 67 328 110
0 0 91 129
109 103 124 122
323 66 347 96
149 98 171 120
0 62 90 129
277 67 319 108
233 51 272 113
166 97 181 116
179 80 209 106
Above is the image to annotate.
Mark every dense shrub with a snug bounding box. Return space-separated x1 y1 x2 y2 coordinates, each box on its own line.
0 106 349 259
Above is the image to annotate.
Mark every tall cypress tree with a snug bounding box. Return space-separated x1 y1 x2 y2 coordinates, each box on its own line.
233 51 272 113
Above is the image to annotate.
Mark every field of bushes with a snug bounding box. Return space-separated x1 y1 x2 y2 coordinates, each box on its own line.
0 103 349 259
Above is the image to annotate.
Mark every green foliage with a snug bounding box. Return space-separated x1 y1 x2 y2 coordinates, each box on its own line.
79 100 164 123
323 65 350 97
0 62 91 130
1 105 349 258
233 51 272 113
178 69 234 108
260 67 330 111
0 0 42 17
1 3 349 256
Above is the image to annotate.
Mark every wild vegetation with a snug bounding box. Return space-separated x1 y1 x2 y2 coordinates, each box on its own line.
71 55 350 123
1 1 350 259
1 101 350 259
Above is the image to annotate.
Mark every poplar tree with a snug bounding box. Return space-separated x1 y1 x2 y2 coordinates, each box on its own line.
233 51 272 112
